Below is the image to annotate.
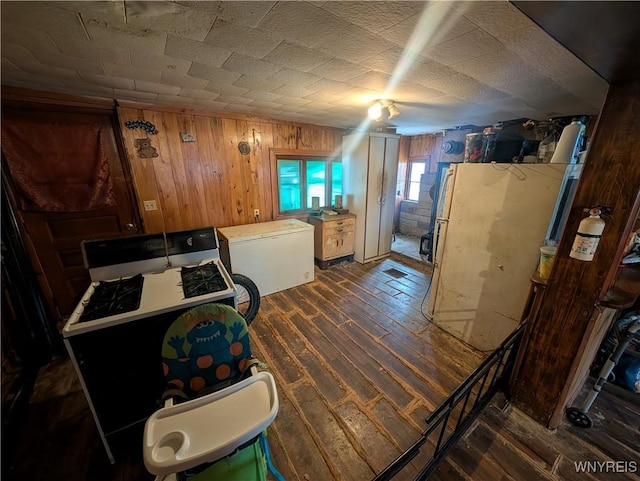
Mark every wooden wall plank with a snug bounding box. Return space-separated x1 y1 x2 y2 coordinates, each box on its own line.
116 107 165 233
116 108 345 231
511 80 640 426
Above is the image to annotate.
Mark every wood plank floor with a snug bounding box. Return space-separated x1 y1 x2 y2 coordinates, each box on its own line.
5 253 639 480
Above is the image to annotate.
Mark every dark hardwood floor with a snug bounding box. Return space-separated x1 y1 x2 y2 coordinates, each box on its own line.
5 253 639 480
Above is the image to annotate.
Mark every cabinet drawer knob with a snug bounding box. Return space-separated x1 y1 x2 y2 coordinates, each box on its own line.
336 228 343 232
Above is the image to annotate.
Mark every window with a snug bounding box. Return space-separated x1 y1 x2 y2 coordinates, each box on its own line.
406 160 426 201
276 154 342 214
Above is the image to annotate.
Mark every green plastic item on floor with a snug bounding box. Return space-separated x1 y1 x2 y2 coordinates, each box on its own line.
183 439 267 481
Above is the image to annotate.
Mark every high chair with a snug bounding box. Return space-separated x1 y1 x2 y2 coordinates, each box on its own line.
142 303 284 480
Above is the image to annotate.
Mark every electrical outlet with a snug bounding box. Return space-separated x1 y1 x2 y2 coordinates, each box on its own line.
143 200 158 211
254 209 260 218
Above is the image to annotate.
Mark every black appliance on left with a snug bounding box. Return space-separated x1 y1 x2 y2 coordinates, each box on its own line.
62 227 237 463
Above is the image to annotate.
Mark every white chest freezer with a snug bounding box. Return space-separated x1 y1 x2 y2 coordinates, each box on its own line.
217 219 315 297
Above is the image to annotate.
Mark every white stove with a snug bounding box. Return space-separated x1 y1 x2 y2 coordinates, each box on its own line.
62 227 237 463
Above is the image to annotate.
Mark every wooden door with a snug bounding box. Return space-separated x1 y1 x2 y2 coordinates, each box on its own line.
2 108 140 322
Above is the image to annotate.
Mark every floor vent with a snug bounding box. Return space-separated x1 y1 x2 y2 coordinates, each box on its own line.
384 268 407 278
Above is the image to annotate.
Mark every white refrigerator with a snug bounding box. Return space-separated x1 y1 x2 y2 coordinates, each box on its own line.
426 163 568 351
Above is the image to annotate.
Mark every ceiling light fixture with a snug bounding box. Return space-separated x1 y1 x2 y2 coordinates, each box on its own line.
368 101 383 121
387 102 400 120
368 100 400 121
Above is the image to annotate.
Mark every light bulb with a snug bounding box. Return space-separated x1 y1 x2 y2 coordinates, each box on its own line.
368 101 383 121
387 103 400 120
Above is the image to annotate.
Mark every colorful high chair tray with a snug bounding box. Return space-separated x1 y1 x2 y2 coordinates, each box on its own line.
143 371 278 476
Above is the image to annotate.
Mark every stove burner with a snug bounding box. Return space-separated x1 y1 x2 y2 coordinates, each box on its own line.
79 274 144 323
181 261 228 298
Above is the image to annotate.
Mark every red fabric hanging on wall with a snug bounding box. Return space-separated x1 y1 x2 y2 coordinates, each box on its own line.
1 119 117 212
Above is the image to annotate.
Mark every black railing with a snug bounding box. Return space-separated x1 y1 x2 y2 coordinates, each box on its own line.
373 321 527 481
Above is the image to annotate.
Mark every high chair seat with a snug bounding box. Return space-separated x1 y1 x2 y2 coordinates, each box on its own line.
143 371 278 476
142 303 283 481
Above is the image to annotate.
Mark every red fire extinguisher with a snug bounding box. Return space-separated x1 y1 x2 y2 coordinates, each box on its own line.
570 208 606 261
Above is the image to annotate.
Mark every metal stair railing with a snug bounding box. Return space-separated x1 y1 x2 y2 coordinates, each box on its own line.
373 321 527 481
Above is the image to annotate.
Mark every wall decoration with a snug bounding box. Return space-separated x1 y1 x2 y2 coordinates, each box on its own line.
134 138 158 158
180 132 196 143
125 120 158 135
238 141 250 155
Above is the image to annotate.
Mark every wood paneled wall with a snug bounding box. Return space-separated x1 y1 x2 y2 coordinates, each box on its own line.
511 80 640 427
117 107 344 233
407 132 444 173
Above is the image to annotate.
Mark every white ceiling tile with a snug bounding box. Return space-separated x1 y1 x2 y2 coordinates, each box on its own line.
0 1 611 134
2 26 59 59
113 88 158 101
203 18 283 57
243 90 283 102
181 1 276 28
313 26 397 63
320 1 426 33
165 35 231 67
450 48 538 89
267 68 322 88
104 63 160 82
345 71 393 91
261 41 332 72
123 1 216 41
405 60 457 84
272 85 318 98
179 88 221 100
249 100 283 109
187 62 241 84
276 96 313 107
222 52 281 78
204 82 250 97
463 1 534 35
306 78 354 95
82 17 167 57
80 73 135 90
156 94 197 105
233 75 282 92
428 73 508 102
257 1 352 48
425 28 504 65
379 4 476 49
359 47 405 75
160 71 210 90
1 2 81 38
195 99 229 110
215 94 254 105
2 58 21 71
309 59 371 82
134 80 182 96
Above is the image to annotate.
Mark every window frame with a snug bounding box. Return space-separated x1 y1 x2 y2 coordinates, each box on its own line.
405 156 429 201
270 149 342 217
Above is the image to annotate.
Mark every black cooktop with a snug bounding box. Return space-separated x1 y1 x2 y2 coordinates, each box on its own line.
79 274 144 323
181 261 228 298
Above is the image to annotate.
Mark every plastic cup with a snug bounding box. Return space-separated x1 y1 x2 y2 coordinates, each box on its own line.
539 246 557 279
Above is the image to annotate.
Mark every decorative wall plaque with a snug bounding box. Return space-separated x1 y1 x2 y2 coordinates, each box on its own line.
134 138 159 158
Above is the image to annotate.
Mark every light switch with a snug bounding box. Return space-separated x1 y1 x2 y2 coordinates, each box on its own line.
143 200 158 211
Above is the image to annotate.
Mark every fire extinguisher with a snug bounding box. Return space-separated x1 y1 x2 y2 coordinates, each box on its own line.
570 208 606 261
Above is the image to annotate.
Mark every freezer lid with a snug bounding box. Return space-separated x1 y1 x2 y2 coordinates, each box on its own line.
217 219 313 243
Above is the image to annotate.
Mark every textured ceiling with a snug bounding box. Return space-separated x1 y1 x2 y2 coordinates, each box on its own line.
0 1 608 134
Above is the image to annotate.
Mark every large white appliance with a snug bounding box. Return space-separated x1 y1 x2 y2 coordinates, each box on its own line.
62 227 237 463
217 219 314 297
342 132 400 263
427 163 568 351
